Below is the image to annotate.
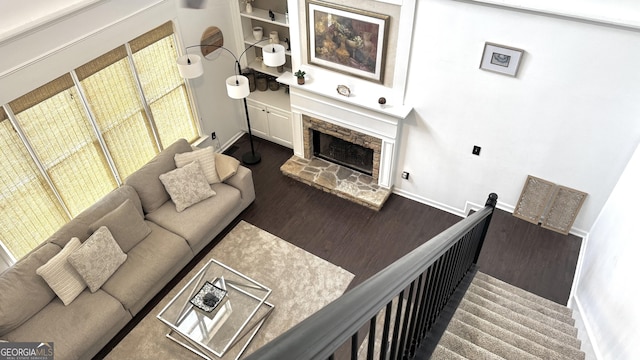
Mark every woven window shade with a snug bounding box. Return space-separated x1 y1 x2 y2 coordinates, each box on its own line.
131 25 198 147
10 74 117 217
78 46 158 178
0 111 68 259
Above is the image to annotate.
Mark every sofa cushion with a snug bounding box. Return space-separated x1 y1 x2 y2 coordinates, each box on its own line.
0 243 60 336
36 238 86 306
215 153 240 182
68 227 127 292
3 289 131 360
47 185 143 248
159 161 216 212
101 221 192 315
89 199 151 253
125 138 192 214
175 146 221 184
146 182 241 252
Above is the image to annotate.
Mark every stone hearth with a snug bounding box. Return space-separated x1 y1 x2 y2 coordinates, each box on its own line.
281 156 391 211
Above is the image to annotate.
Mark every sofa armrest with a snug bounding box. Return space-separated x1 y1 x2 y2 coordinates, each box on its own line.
223 165 255 207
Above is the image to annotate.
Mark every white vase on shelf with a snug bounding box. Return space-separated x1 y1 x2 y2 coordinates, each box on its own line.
246 2 253 13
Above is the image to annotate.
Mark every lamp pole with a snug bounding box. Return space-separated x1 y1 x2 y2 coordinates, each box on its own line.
179 40 284 165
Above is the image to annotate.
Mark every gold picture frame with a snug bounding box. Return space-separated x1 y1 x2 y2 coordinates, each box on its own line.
307 0 389 83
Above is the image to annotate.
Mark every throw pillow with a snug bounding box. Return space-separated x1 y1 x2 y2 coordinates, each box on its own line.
159 161 216 212
36 238 86 306
89 199 151 253
68 226 127 293
174 146 221 184
214 153 240 182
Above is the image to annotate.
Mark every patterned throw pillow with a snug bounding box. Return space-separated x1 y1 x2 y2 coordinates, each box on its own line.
68 227 127 293
175 146 221 184
159 161 216 212
36 238 87 306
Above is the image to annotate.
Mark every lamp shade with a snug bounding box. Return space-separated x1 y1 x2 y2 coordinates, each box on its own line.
262 44 286 67
177 54 204 79
226 75 250 99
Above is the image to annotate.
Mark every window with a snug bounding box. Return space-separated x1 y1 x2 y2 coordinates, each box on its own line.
0 21 199 263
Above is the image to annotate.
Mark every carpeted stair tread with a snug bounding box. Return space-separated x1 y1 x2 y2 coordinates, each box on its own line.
468 283 578 337
446 319 540 360
452 308 583 360
459 298 583 353
438 331 505 360
472 276 574 325
430 344 470 359
475 272 572 317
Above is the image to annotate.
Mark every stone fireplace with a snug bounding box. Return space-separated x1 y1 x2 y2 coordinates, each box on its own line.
303 115 382 180
278 74 412 210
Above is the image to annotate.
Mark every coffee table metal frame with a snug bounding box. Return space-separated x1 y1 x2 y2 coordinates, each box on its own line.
157 259 273 359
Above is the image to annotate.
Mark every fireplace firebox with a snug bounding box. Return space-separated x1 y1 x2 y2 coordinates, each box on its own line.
313 131 374 176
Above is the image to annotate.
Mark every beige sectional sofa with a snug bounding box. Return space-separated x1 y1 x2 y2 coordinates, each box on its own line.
0 139 255 359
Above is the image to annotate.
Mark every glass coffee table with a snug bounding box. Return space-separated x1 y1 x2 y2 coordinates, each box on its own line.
157 259 273 359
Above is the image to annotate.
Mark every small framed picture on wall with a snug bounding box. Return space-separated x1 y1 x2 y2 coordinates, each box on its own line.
479 42 524 77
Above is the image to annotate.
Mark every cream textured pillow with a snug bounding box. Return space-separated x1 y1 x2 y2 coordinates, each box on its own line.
68 226 127 293
36 238 86 306
89 199 151 253
175 146 220 184
159 161 216 212
214 153 240 182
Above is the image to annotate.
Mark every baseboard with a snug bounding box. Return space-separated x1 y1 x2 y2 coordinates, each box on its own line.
392 188 466 217
570 296 602 360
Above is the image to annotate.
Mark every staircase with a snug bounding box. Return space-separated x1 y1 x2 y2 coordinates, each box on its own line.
431 272 585 359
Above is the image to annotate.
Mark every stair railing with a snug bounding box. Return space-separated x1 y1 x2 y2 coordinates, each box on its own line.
245 193 498 360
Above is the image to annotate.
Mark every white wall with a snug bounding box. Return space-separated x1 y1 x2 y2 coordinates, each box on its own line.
394 0 640 232
0 0 244 151
574 143 640 359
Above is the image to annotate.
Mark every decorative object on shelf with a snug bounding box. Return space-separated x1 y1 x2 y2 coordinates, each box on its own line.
294 70 306 85
336 84 351 97
284 37 291 51
244 70 256 92
378 97 386 108
245 0 254 13
268 78 280 91
256 75 268 91
307 1 389 83
252 26 263 41
269 9 275 21
269 31 280 45
176 31 286 165
190 279 228 314
479 42 524 77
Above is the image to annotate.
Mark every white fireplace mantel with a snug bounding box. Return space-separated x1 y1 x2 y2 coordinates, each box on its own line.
278 73 413 189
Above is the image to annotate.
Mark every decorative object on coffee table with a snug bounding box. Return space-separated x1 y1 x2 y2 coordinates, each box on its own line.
190 279 228 315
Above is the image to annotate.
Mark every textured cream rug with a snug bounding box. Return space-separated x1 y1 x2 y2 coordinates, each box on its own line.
105 221 354 359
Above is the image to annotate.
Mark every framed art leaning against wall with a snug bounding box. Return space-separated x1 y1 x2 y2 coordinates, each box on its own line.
307 0 389 83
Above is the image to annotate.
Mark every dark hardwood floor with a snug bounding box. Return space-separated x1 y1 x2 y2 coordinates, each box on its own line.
97 135 582 358
229 135 582 304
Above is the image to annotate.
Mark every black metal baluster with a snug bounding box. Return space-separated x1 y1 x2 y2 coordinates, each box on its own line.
380 301 393 360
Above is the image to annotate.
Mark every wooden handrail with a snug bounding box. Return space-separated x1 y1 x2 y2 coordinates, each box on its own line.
246 193 498 360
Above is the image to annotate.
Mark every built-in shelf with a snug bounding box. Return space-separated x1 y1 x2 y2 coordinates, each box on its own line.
247 86 291 110
242 36 291 56
247 59 291 78
240 8 289 27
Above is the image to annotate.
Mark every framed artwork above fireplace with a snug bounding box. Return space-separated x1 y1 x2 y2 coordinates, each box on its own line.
307 0 390 83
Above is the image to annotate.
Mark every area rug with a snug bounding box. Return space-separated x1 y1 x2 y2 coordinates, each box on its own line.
105 221 354 359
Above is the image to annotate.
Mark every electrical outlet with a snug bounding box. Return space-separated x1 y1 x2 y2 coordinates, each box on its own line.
401 171 410 180
211 132 217 140
472 146 481 156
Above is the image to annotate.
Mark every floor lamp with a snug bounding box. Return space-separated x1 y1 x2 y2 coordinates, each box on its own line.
177 40 286 165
